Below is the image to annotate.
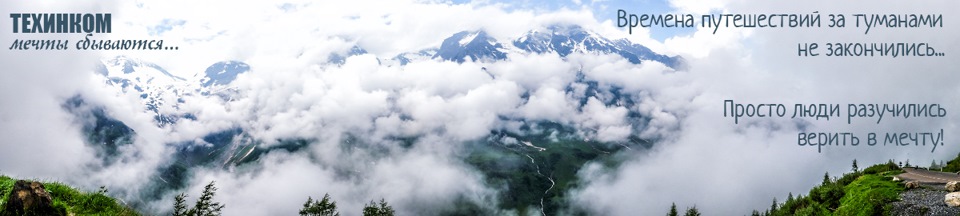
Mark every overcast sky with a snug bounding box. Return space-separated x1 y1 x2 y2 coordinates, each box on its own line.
1 0 958 215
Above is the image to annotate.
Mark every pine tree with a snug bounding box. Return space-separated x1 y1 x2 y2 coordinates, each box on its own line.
751 210 761 216
190 181 225 216
173 193 188 216
172 181 225 216
851 159 858 172
822 172 830 185
683 206 701 216
768 197 778 215
362 198 394 216
300 193 339 216
667 203 678 216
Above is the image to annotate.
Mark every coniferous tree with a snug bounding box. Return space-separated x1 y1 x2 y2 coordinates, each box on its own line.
300 193 339 216
190 181 225 216
667 203 678 216
852 159 858 172
173 193 188 216
768 198 778 215
171 181 224 216
362 198 394 216
683 206 701 216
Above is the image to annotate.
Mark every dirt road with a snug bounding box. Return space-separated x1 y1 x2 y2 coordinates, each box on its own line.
898 167 960 184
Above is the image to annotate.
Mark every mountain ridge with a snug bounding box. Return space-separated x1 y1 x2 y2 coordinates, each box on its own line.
387 25 683 68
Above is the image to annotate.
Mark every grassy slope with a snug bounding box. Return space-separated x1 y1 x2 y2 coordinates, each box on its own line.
0 175 139 216
834 175 903 216
757 161 906 216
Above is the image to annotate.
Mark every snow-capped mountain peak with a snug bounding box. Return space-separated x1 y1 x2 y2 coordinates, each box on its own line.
383 25 684 68
98 56 193 126
101 56 186 87
513 25 682 68
201 61 250 87
459 31 481 46
97 57 253 126
434 30 508 63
